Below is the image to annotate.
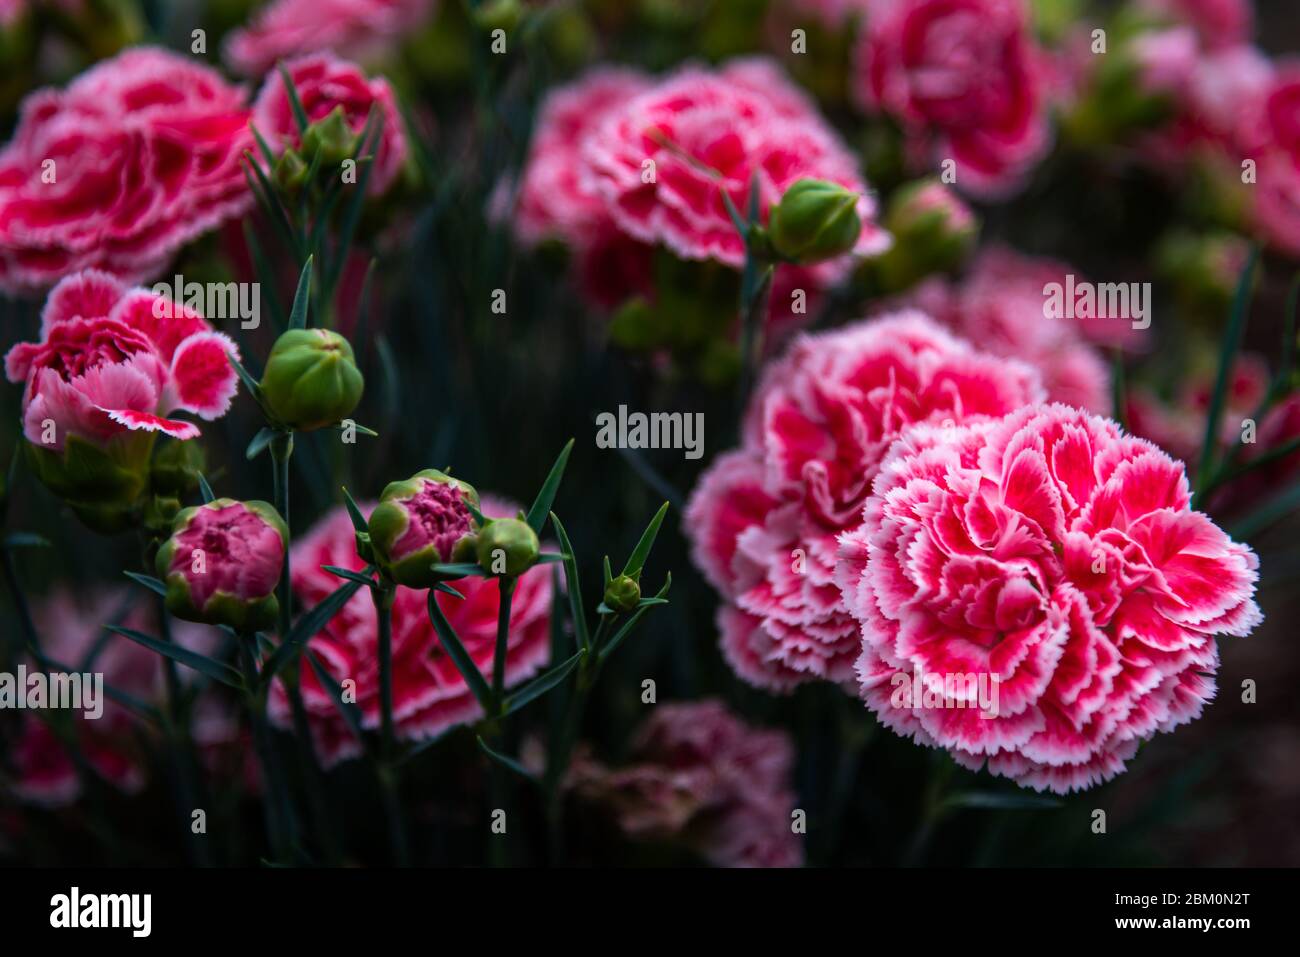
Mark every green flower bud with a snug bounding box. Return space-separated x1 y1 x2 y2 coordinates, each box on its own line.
768 178 862 264
260 328 364 431
474 0 524 34
155 499 288 633
476 517 540 577
150 437 207 498
603 574 641 614
301 106 358 168
273 147 309 193
25 432 153 532
368 469 480 588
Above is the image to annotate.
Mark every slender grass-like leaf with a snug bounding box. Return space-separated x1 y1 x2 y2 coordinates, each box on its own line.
108 626 244 689
123 571 167 598
525 438 573 533
261 577 366 683
322 565 378 586
549 512 590 652
306 650 366 745
427 590 493 710
197 473 216 504
246 427 278 461
501 649 585 716
341 487 369 533
288 255 313 329
3 532 50 549
278 63 310 135
621 501 669 579
476 736 539 784
1196 246 1259 495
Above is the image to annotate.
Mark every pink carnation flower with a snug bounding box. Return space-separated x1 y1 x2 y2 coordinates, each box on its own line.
224 0 438 77
4 271 239 451
583 58 888 271
897 247 1129 413
1139 0 1253 52
568 699 803 867
502 60 887 345
251 53 408 196
11 588 223 806
835 404 1262 793
1241 65 1300 259
685 313 1044 691
852 0 1051 196
269 496 552 766
0 48 252 292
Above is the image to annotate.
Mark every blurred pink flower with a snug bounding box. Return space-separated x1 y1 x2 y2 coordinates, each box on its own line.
852 0 1051 196
10 588 223 807
835 404 1261 792
251 53 408 196
4 271 239 451
584 58 888 270
269 496 552 766
896 247 1126 413
0 48 252 292
569 700 803 867
1140 0 1253 52
685 313 1043 691
225 0 438 76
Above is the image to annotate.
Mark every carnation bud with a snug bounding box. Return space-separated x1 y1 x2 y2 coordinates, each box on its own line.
476 517 540 577
150 437 207 498
603 574 641 613
155 499 287 633
768 178 862 264
474 0 524 33
368 470 480 588
301 106 357 168
867 178 978 291
273 147 309 193
259 328 364 431
25 432 153 533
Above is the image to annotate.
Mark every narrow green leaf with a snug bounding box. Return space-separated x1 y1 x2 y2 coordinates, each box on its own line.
1197 245 1259 495
602 555 613 587
525 438 574 533
197 473 216 504
241 153 300 257
341 487 369 533
434 582 464 600
621 501 670 579
476 736 538 784
549 512 590 652
941 791 1063 811
3 532 50 549
262 577 366 683
427 591 493 710
330 107 382 282
242 220 288 331
228 352 263 402
429 562 488 578
721 190 747 236
123 571 167 598
249 123 278 167
288 255 313 329
322 565 377 586
305 650 365 745
246 426 278 461
278 62 310 136
501 649 585 716
535 552 565 565
108 626 243 689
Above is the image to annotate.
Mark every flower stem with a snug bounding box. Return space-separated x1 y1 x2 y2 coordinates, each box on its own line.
491 576 516 707
270 431 295 637
237 632 296 862
374 580 397 759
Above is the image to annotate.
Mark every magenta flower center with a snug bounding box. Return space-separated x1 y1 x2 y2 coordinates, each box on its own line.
393 480 473 563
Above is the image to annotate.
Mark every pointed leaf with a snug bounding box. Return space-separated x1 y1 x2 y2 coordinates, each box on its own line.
246 427 278 461
123 571 167 598
261 577 366 683
502 649 585 716
526 439 574 533
288 255 313 329
621 501 670 579
305 650 366 746
278 62 310 136
1197 245 1259 494
598 573 671 663
426 591 493 710
197 473 216 504
341 487 368 533
476 736 539 784
108 626 243 690
549 512 590 652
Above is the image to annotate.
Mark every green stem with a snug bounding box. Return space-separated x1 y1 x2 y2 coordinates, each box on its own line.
491 576 516 707
375 580 397 759
1 543 40 656
270 432 295 637
238 633 296 862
